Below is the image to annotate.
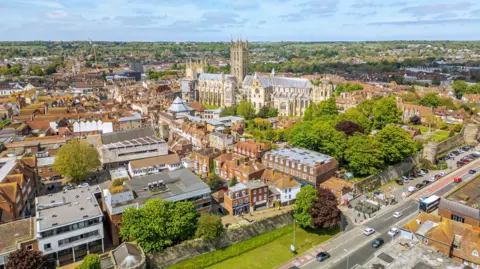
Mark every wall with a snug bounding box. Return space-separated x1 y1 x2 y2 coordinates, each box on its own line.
436 129 465 156
354 154 421 193
147 212 293 269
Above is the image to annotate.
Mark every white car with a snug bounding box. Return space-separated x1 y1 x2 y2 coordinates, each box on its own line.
364 228 375 236
439 172 446 177
388 227 399 236
78 182 90 188
393 212 402 218
408 186 417 192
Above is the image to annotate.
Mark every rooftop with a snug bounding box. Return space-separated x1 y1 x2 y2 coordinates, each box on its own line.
129 154 180 170
266 148 334 166
37 156 55 167
0 157 17 182
36 186 103 231
228 183 248 192
0 217 36 255
445 175 480 208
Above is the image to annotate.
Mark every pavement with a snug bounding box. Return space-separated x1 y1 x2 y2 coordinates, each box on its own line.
279 145 480 269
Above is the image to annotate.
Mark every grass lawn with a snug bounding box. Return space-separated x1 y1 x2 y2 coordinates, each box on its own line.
428 130 451 142
167 224 338 269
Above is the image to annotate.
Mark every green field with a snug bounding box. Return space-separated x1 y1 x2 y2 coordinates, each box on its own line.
428 130 451 142
167 224 338 269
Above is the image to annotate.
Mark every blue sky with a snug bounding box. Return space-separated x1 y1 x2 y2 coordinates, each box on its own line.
1 0 479 41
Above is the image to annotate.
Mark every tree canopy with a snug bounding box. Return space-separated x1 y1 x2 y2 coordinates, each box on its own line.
53 139 101 183
294 185 317 228
237 101 256 120
372 97 402 129
303 98 338 121
419 92 441 107
345 134 385 177
120 199 198 253
376 126 418 165
6 249 55 269
77 254 101 269
195 213 224 240
310 188 342 229
452 80 469 99
335 120 364 136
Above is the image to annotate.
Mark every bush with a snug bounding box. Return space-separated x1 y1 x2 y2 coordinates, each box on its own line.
77 254 101 269
195 214 224 239
454 124 464 132
112 177 128 187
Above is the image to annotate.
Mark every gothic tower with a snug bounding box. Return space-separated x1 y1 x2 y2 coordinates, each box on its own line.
230 38 249 83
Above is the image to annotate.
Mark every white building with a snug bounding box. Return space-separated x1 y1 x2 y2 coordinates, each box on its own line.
273 176 301 205
128 154 182 178
35 187 104 266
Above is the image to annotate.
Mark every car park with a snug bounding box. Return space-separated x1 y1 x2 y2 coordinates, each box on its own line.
470 169 477 174
364 228 375 236
372 238 384 248
388 228 399 236
393 212 402 218
316 252 331 262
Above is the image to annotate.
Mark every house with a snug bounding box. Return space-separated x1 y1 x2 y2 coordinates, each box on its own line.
192 148 221 178
272 174 301 205
37 156 61 179
223 183 250 215
104 169 212 246
36 187 105 266
262 148 338 186
244 181 268 211
209 132 234 151
234 161 265 183
233 139 269 161
0 217 38 269
401 213 480 268
127 154 182 177
215 153 247 180
319 177 354 205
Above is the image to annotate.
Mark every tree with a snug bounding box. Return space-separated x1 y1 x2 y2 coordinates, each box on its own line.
376 126 417 165
45 65 57 75
409 115 421 125
452 80 468 99
419 92 441 107
220 105 237 117
267 108 279 118
357 99 375 118
317 98 338 118
53 139 101 183
339 107 373 133
344 134 385 177
257 106 270 118
85 61 93 68
120 199 197 253
206 174 224 190
31 65 45 76
112 177 128 187
229 177 238 187
6 249 55 269
195 213 224 239
77 254 101 269
294 185 317 228
372 97 402 129
237 101 256 120
335 120 363 136
310 188 342 229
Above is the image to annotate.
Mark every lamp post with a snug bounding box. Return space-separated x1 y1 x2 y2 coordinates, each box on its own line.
344 249 349 269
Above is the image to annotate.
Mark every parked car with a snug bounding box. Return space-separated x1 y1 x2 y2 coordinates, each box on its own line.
439 172 446 177
454 177 462 183
78 182 90 188
372 238 384 248
421 169 429 174
408 186 417 192
396 179 404 186
403 177 409 183
316 252 331 262
393 212 402 218
470 169 477 174
364 228 375 236
415 183 425 189
63 185 74 191
423 180 430 185
50 175 62 181
388 228 399 236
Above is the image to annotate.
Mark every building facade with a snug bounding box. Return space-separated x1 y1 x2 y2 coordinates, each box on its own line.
223 183 250 216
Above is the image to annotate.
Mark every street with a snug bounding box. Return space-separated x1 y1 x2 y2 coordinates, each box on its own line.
297 154 480 269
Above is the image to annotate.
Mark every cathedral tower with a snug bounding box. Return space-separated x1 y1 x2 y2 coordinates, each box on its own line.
230 39 249 83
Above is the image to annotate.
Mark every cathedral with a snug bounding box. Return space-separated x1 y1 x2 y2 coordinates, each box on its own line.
182 39 333 117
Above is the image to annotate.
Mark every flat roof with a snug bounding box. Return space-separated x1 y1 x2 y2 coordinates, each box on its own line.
37 156 55 167
125 168 210 205
445 175 480 207
266 148 333 166
36 186 103 231
0 157 17 181
0 217 36 255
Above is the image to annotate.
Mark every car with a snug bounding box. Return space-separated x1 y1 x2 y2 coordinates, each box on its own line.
408 186 417 192
50 175 62 181
403 177 409 183
423 180 430 185
421 169 429 174
63 185 74 191
364 228 375 236
316 252 330 262
470 169 477 174
372 238 384 248
78 182 90 188
415 183 425 189
288 267 300 269
461 158 472 163
454 177 462 183
396 179 404 186
388 228 399 236
393 212 402 218
439 172 446 177
429 176 437 182
434 174 441 179
218 207 225 214
401 176 409 181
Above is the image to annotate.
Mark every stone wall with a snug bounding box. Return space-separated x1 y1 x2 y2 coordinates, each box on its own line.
354 154 421 193
147 212 293 269
436 129 465 155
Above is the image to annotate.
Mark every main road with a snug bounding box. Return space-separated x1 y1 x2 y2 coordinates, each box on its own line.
301 158 480 269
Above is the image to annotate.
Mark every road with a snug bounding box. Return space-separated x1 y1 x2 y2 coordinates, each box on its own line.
301 158 480 269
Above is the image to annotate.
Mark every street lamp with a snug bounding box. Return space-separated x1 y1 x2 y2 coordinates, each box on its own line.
344 249 349 269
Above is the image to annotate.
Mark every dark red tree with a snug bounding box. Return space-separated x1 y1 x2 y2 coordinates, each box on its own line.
409 115 421 125
310 188 342 229
6 249 55 269
335 120 364 136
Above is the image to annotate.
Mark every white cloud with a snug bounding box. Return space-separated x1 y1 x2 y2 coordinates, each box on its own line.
45 10 69 19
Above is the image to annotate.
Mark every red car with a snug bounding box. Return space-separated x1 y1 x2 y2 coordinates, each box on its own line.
461 158 472 163
454 177 462 183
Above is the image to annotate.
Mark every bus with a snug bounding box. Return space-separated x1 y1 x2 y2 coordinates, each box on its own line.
419 195 441 212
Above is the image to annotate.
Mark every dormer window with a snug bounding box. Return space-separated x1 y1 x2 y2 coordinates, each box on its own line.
473 250 479 257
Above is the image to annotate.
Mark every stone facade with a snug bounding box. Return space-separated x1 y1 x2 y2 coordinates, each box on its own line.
464 123 479 144
197 73 238 107
230 39 249 83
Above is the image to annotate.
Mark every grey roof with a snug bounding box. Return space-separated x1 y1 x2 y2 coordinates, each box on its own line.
198 73 223 80
439 199 480 221
416 220 438 235
37 156 55 167
112 242 144 269
125 168 211 205
266 148 333 166
229 183 248 192
168 97 193 113
119 111 142 122
101 127 155 145
243 75 313 89
36 186 103 231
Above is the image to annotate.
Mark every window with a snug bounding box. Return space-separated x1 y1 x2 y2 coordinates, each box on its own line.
310 168 314 174
253 190 257 195
233 201 237 206
289 188 291 193
289 195 291 199
452 214 465 223
26 245 33 250
473 263 478 269
258 188 262 194
464 260 469 266
44 243 52 250
264 194 267 200
473 250 479 257
424 238 428 244
253 197 256 202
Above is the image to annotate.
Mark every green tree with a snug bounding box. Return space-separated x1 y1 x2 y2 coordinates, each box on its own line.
257 106 270 118
376 126 417 164
195 213 224 239
317 98 338 118
294 185 317 228
237 101 256 120
357 99 375 118
120 199 197 253
31 65 45 76
112 177 128 187
229 178 238 187
338 107 373 133
303 102 318 121
266 108 279 118
344 134 385 177
53 139 101 183
206 174 224 190
85 61 93 68
419 92 441 107
77 254 101 269
372 97 402 129
220 105 237 117
452 80 468 99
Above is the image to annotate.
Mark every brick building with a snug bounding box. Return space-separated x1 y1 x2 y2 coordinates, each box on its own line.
193 148 221 178
233 140 269 161
244 181 268 211
223 183 250 216
319 177 354 205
